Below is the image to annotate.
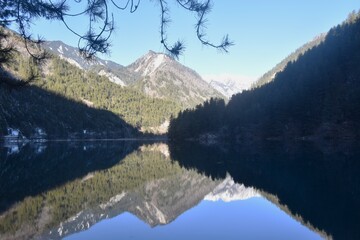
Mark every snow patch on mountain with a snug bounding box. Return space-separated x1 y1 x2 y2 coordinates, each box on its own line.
57 45 64 54
135 52 167 76
204 175 261 202
98 70 125 86
203 74 256 98
58 55 83 70
99 192 126 209
149 54 166 73
127 51 224 107
144 202 167 224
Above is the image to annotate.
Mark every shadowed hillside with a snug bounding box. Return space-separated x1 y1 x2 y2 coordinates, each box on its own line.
0 82 140 139
169 11 360 141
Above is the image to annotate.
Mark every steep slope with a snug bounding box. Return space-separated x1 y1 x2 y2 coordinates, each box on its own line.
252 33 326 88
0 82 139 139
43 41 136 86
127 51 225 108
169 11 360 140
0 29 138 138
0 30 182 136
44 42 225 108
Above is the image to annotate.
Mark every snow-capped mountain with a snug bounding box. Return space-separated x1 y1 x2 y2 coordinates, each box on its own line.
44 42 225 108
204 175 261 202
42 172 263 240
43 41 136 86
127 50 225 107
42 169 221 239
203 74 255 98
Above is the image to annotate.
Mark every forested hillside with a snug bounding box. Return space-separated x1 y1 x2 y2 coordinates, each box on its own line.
44 42 224 108
252 33 326 88
40 57 181 131
0 81 139 139
0 29 183 137
127 51 224 108
169 11 360 141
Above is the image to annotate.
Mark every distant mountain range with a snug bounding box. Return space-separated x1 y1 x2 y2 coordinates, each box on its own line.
203 75 255 98
43 41 225 108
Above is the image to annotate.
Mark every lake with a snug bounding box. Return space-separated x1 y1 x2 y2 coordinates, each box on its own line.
0 140 359 240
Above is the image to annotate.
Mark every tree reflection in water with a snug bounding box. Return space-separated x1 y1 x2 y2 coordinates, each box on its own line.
170 140 360 240
0 140 359 240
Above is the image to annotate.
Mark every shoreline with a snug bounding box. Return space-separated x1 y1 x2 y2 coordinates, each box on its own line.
0 137 168 145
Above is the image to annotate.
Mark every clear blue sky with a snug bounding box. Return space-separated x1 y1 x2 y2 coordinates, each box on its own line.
29 0 359 80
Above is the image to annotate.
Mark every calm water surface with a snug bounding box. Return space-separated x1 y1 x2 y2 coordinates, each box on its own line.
0 140 359 240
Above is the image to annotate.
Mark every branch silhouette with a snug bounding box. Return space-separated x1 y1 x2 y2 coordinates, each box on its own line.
0 0 233 85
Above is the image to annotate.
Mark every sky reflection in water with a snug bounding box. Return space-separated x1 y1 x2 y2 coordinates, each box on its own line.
65 197 322 240
2 140 358 240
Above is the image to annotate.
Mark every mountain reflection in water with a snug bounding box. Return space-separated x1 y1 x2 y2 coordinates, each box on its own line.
0 140 359 240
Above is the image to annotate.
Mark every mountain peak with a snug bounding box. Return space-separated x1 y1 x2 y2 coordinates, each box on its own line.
129 50 174 76
44 40 124 70
147 50 157 55
127 50 224 107
43 40 224 108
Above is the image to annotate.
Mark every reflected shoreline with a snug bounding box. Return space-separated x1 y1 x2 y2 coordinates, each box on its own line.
1 140 359 240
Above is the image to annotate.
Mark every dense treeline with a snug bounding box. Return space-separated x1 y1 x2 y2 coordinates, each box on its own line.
168 98 226 140
0 49 182 137
0 81 139 138
252 33 326 88
42 57 181 130
169 11 360 141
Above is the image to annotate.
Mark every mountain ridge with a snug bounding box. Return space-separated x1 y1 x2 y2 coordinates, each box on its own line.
127 50 225 107
0 28 182 136
43 41 137 86
169 10 360 141
44 41 225 108
252 33 327 89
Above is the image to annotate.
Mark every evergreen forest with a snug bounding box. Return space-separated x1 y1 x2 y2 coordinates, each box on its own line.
0 38 182 138
169 11 360 141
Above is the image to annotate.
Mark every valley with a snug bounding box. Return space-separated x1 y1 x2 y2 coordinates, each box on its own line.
1 3 360 240
0 29 230 138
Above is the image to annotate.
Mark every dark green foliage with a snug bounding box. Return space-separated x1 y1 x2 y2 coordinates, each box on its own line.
41 57 181 130
253 33 326 88
168 98 225 140
0 143 183 235
0 82 138 138
169 11 360 141
0 52 181 137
